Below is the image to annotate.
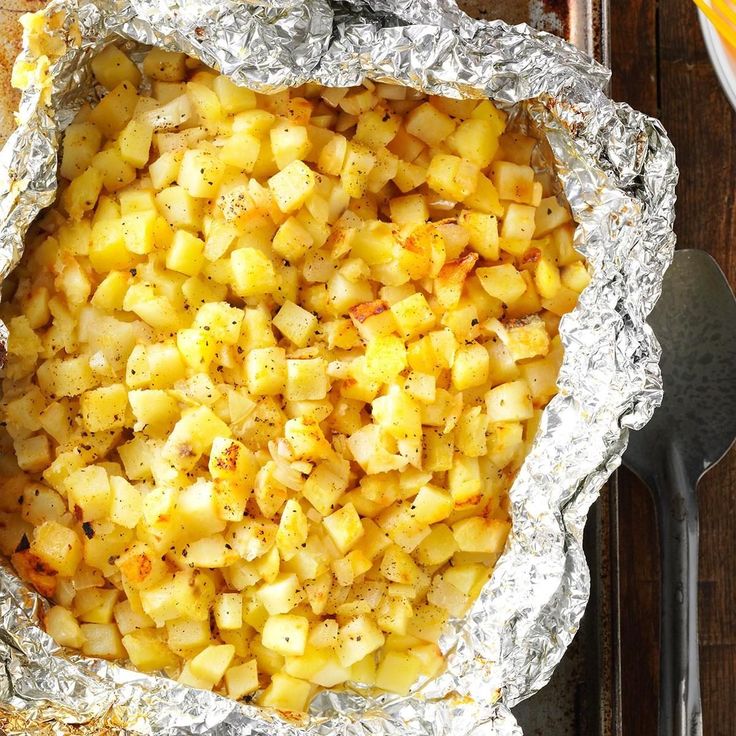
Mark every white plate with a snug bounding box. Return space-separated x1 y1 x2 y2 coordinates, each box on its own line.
698 8 736 112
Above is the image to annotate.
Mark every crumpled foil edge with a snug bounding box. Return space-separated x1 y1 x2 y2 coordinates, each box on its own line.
0 1 677 734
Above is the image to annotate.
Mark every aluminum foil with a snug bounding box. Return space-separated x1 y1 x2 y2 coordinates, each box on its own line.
0 0 677 734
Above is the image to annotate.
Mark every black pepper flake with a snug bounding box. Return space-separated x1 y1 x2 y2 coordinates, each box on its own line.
82 522 95 539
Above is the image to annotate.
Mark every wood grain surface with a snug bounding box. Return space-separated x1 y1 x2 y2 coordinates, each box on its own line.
0 1 733 734
612 1 736 734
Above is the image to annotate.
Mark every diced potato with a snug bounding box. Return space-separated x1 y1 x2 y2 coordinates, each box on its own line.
118 119 154 168
81 622 127 659
273 301 318 347
405 102 455 147
485 379 534 422
190 644 236 687
452 517 511 556
375 650 422 695
46 605 86 649
337 615 385 667
259 672 313 712
143 49 187 82
178 149 226 198
60 123 103 180
225 659 260 700
213 75 257 114
323 503 364 554
92 44 141 90
262 614 310 656
88 81 138 138
230 247 278 296
477 263 526 304
268 160 316 213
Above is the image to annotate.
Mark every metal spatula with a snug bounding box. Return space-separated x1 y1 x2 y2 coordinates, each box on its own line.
623 249 736 736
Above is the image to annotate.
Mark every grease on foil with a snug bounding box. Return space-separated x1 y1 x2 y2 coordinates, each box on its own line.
0 1 677 734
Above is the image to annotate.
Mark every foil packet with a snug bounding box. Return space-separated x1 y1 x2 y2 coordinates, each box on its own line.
0 1 677 734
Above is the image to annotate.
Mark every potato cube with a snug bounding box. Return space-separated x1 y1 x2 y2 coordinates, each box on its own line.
340 142 377 198
117 119 153 169
561 261 590 293
375 650 422 695
14 434 52 472
64 465 112 522
60 123 102 180
163 406 231 470
189 643 236 688
458 210 499 260
302 461 349 516
262 614 310 657
389 193 429 225
452 517 511 555
270 120 311 170
91 147 137 193
149 150 183 190
213 75 256 114
120 209 156 255
89 81 138 138
259 672 313 712
485 379 534 422
80 383 128 432
405 102 456 147
45 605 86 649
390 293 435 340
91 44 141 91
446 118 499 168
535 195 572 237
166 229 205 276
285 358 328 401
501 203 536 242
426 154 479 201
62 166 104 220
243 346 286 396
275 498 309 561
225 659 259 700
268 160 316 213
411 485 454 525
143 49 186 82
451 342 490 391
178 149 226 198
337 615 385 667
272 216 314 262
122 629 179 671
81 622 126 659
211 592 243 631
165 618 210 656
490 161 535 204
415 524 458 566
28 520 82 578
364 334 407 383
257 573 302 615
323 503 364 554
273 301 318 347
230 247 278 296
446 454 481 505
476 263 526 304
534 256 562 299
105 475 142 529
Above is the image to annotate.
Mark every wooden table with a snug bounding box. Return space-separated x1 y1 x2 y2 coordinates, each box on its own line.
612 1 736 734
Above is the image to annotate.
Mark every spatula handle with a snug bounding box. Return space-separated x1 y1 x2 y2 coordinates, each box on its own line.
655 447 703 736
